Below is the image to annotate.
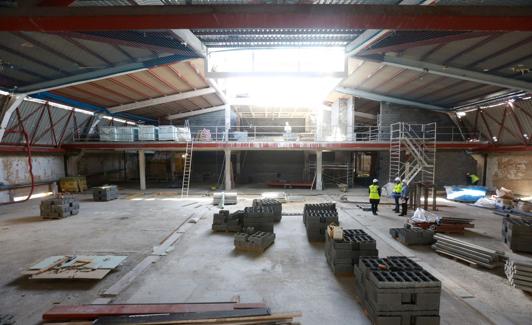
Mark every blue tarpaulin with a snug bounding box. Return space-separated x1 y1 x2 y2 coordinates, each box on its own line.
445 185 488 203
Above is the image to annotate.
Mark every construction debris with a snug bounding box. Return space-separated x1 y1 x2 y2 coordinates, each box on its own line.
303 202 338 241
389 226 435 246
431 234 506 269
40 194 80 219
409 211 474 234
253 198 283 222
354 256 441 325
212 192 237 206
42 303 301 324
502 215 532 253
93 185 119 201
505 259 532 293
23 255 126 280
235 230 275 253
325 228 378 274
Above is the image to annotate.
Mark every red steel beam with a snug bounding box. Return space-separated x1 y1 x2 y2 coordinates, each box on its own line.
1 5 531 31
0 144 65 153
508 105 528 145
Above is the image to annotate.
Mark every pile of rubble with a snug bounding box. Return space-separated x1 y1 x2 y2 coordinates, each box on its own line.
354 256 441 325
303 203 338 241
40 195 80 219
325 228 378 274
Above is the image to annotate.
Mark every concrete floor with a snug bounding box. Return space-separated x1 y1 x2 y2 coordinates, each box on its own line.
0 187 531 324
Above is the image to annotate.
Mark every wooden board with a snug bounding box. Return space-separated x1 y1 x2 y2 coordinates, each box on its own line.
31 269 110 280
43 303 269 321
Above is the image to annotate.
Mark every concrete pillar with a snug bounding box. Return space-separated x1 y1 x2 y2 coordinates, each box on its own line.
224 149 232 190
331 100 340 140
235 152 241 175
315 105 324 141
170 152 178 181
316 150 323 191
224 104 231 141
138 150 146 191
347 96 354 141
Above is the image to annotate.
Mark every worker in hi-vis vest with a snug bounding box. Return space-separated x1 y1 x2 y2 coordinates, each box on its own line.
368 179 381 216
392 177 402 213
466 172 480 185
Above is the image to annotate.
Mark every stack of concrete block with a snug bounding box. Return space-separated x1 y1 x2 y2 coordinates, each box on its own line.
303 203 338 241
354 256 441 325
432 234 506 269
212 210 244 232
325 229 378 274
505 259 532 293
234 231 276 253
502 216 532 253
40 195 80 219
92 185 119 201
243 206 274 233
253 198 282 222
390 227 435 246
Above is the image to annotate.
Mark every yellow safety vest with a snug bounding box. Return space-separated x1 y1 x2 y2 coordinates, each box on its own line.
471 174 480 183
369 184 380 200
393 182 402 194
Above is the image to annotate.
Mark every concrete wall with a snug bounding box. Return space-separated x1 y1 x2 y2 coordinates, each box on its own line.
486 153 532 196
77 152 130 186
377 150 477 187
0 154 65 203
379 103 454 127
239 151 306 184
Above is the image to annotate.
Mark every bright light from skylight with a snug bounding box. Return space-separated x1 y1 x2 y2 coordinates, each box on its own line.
209 47 345 108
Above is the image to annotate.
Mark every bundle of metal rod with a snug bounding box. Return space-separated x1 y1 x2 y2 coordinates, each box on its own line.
505 260 532 293
432 234 506 269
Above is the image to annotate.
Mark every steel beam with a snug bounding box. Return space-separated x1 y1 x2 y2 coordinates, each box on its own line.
0 94 26 142
367 54 532 93
206 71 346 79
170 29 207 58
166 105 226 120
109 87 216 113
335 87 447 111
1 5 531 31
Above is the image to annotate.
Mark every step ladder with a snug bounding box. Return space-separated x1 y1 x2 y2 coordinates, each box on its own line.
181 121 193 198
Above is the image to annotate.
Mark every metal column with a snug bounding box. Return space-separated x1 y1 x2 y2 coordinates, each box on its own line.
139 149 146 191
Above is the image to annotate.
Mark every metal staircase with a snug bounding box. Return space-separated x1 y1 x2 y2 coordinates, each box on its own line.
389 122 436 185
181 121 193 198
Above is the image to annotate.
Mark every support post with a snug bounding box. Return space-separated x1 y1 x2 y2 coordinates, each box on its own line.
315 105 324 141
138 149 146 191
331 100 340 140
316 150 323 191
0 94 26 142
224 149 232 190
224 104 231 141
347 96 354 141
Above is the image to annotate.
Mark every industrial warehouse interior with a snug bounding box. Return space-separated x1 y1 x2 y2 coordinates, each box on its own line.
1 1 532 325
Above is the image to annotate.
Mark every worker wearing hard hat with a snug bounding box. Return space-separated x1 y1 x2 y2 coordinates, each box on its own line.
368 179 381 216
399 180 409 216
466 172 480 185
392 177 403 213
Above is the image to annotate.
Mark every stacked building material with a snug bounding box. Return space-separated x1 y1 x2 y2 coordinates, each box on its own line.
234 231 276 253
243 206 275 233
253 198 282 222
212 210 244 232
212 192 238 205
431 234 506 269
390 227 435 246
40 195 80 219
303 203 338 241
411 216 474 234
502 216 532 253
325 229 378 274
92 185 119 201
59 176 87 193
354 256 441 325
505 259 532 293
43 303 301 324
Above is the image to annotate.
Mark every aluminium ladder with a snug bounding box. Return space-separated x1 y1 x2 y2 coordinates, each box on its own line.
181 121 193 198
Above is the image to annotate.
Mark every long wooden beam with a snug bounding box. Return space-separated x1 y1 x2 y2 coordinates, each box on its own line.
0 5 531 31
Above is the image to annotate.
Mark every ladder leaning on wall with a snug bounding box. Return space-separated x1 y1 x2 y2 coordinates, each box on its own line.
181 120 194 198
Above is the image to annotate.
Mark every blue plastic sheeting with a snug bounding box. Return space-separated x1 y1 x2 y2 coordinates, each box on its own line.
29 255 127 270
445 185 488 203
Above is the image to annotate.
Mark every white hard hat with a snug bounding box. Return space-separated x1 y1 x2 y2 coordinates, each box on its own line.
394 177 401 182
402 180 408 184
372 179 378 183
